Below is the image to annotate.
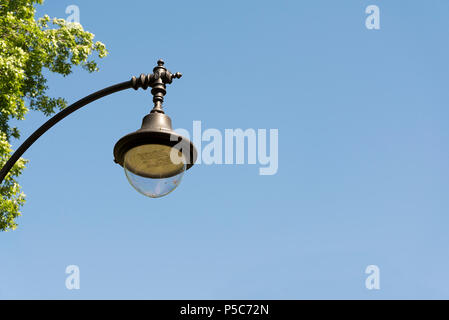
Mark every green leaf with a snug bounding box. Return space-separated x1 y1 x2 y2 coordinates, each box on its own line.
0 0 108 231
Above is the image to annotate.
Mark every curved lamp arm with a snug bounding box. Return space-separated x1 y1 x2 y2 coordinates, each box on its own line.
0 59 182 184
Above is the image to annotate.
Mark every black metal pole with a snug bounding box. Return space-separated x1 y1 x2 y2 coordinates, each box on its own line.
0 80 133 184
0 59 182 185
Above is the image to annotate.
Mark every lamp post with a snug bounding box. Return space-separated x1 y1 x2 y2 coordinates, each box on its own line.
0 59 197 198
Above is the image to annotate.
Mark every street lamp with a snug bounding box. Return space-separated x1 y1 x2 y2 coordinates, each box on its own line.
0 59 197 198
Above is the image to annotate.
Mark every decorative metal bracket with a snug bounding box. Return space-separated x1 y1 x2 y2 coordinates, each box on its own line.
0 59 182 184
130 59 182 113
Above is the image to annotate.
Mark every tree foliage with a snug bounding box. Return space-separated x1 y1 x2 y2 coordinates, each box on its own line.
0 0 108 231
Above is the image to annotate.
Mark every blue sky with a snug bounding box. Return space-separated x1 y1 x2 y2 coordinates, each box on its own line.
1 0 449 299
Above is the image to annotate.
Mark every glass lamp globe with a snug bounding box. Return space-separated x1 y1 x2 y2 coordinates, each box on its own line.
123 144 187 198
113 111 197 198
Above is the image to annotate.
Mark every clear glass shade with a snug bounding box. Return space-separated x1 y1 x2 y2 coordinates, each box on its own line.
124 144 186 198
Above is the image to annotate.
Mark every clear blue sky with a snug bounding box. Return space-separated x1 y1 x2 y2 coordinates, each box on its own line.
1 0 449 299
